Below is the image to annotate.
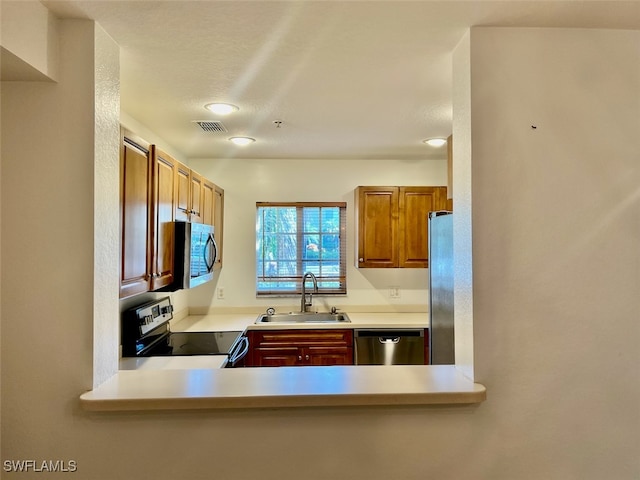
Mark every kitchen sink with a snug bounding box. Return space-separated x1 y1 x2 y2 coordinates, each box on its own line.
254 312 351 324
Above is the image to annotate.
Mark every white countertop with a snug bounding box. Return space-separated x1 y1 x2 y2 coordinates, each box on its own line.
120 355 228 370
118 312 428 371
171 311 428 333
94 311 486 411
81 365 485 411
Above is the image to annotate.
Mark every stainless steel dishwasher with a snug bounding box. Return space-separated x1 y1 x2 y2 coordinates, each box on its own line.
354 329 425 365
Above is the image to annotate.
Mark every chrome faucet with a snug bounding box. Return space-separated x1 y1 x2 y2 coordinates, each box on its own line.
300 272 318 313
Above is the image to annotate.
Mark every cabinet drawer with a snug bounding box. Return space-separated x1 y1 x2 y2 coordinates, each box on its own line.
250 329 353 347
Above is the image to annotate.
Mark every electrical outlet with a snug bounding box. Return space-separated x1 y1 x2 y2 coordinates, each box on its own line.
389 287 400 298
217 287 225 299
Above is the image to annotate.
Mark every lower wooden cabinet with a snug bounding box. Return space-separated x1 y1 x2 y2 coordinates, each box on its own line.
246 329 354 367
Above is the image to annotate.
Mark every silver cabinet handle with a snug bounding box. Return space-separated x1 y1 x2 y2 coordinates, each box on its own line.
359 257 364 262
298 355 302 361
305 354 310 360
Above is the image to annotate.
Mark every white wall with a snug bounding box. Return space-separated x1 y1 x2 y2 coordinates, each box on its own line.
187 157 446 312
452 30 475 379
1 20 638 480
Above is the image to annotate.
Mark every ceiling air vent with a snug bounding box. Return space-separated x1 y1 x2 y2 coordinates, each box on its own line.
194 120 227 133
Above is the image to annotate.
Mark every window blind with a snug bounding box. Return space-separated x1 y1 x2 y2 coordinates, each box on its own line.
256 202 347 296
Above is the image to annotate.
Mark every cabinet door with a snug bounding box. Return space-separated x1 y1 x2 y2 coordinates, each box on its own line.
189 170 203 223
120 131 151 298
355 186 398 268
213 185 224 270
246 329 353 367
202 178 215 226
150 147 177 290
306 346 353 365
398 186 447 268
175 161 191 222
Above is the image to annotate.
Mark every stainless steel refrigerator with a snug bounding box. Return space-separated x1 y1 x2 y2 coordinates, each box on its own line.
428 211 454 364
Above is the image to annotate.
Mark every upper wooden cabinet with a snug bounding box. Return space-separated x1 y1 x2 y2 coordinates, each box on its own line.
149 147 178 290
355 186 448 268
355 186 399 268
119 127 225 298
212 183 224 270
175 162 203 223
201 178 224 269
120 130 152 298
189 170 204 223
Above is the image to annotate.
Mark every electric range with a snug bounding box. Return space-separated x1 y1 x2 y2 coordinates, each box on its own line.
121 297 243 358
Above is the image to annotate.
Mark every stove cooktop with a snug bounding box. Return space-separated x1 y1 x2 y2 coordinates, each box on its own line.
141 331 243 357
122 296 244 357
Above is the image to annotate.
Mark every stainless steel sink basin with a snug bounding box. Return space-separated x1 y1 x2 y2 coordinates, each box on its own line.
255 312 351 324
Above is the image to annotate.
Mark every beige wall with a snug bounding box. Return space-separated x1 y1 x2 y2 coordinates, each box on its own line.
187 157 446 312
469 28 639 477
1 17 639 480
0 0 59 81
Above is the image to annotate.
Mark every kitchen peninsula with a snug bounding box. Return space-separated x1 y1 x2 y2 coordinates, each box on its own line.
81 309 485 411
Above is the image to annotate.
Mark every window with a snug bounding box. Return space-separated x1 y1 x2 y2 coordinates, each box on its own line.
256 202 347 296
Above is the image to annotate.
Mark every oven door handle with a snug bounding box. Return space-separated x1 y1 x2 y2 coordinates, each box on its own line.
228 336 249 367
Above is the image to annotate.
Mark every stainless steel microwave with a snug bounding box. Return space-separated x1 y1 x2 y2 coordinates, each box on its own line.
172 222 218 289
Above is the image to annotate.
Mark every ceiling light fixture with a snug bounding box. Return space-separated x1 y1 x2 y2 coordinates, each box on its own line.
423 138 447 147
205 103 239 115
229 136 255 146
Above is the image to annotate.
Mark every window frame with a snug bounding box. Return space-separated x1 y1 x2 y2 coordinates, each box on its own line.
255 201 347 297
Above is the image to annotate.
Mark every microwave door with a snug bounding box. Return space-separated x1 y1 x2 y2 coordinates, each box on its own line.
186 227 215 288
172 221 215 290
192 230 207 278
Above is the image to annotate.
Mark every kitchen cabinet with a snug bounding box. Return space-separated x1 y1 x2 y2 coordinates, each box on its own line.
212 183 224 269
119 129 151 298
149 146 178 290
119 127 224 297
201 178 224 270
175 162 224 259
355 186 448 268
202 178 215 226
175 162 203 223
246 329 354 367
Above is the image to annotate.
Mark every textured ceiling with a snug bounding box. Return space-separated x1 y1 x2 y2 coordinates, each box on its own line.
42 1 640 160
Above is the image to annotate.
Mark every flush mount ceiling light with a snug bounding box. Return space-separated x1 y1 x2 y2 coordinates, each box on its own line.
423 138 447 147
204 103 239 115
229 136 255 146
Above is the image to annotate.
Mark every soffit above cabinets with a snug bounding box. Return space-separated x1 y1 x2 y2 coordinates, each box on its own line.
41 0 640 160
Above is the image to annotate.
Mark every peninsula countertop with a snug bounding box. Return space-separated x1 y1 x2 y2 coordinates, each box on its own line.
90 310 486 412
